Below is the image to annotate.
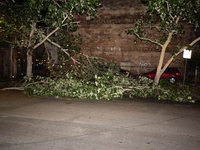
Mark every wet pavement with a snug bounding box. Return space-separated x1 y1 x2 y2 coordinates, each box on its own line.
0 90 200 150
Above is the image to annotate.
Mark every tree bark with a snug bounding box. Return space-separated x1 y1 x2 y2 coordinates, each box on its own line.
26 22 36 78
154 15 182 85
154 33 173 85
26 49 32 78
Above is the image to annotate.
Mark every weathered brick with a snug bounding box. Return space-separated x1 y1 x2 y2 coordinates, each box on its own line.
73 0 192 76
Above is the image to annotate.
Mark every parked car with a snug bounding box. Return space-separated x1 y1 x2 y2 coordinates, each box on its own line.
142 68 181 83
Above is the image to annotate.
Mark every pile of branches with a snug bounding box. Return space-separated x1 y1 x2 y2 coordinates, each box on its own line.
22 56 195 103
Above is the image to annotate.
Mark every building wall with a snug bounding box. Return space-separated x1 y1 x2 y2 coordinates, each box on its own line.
73 0 191 76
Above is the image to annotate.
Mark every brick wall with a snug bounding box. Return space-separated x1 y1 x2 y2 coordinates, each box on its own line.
73 0 191 75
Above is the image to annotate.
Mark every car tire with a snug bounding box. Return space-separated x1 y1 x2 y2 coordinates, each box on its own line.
169 77 176 84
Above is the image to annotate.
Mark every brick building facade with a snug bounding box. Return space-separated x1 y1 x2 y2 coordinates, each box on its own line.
1 0 197 79
73 0 192 76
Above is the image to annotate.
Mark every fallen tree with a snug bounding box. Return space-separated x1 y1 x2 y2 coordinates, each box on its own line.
21 57 195 103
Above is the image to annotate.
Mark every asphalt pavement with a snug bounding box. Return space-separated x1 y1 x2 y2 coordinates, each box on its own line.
0 90 200 150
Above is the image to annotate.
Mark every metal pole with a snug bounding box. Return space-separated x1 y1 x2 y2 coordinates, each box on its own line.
183 59 187 89
195 66 197 86
10 47 12 79
7 48 10 79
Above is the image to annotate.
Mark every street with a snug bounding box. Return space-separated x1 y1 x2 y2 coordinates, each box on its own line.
0 90 200 150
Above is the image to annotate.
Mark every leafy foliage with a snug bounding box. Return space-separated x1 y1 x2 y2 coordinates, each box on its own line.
72 56 120 81
0 0 102 47
0 0 102 77
22 74 195 102
127 0 200 46
22 58 195 103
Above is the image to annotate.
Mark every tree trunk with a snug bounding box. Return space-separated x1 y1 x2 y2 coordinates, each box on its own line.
26 49 32 78
154 70 163 85
26 22 36 78
154 33 173 85
154 36 200 85
154 46 166 85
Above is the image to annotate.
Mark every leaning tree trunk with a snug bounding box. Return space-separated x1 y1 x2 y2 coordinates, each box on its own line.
154 46 166 85
26 49 33 78
154 35 200 85
154 33 173 85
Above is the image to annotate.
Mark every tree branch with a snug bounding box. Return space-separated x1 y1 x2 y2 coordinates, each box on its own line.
166 1 176 21
72 50 92 65
161 36 200 74
62 13 69 24
29 22 36 39
33 12 70 50
53 0 61 8
25 81 46 88
62 21 81 27
134 32 163 47
175 14 180 24
46 38 81 65
28 22 37 50
44 42 50 59
33 27 59 50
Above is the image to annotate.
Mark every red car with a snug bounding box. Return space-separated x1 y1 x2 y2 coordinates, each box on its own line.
142 68 181 83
